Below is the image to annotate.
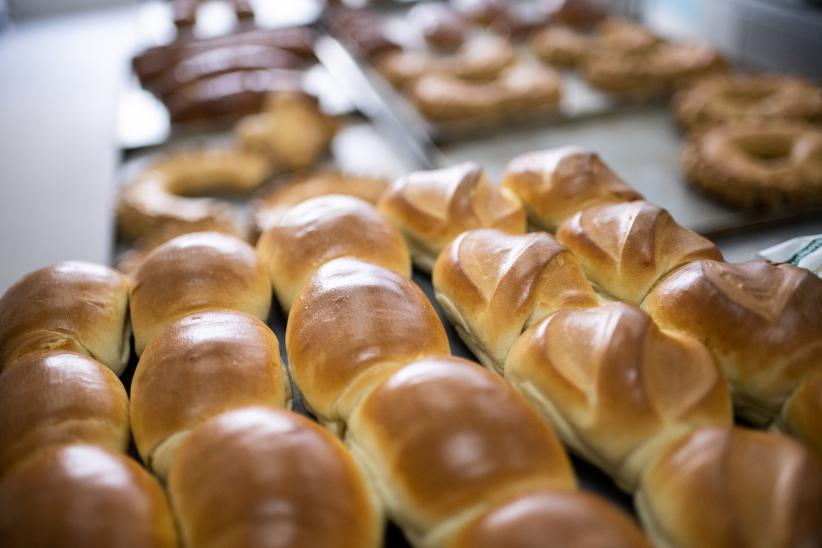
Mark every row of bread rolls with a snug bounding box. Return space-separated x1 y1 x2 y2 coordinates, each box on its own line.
0 263 177 546
366 147 822 547
252 173 652 546
0 239 382 546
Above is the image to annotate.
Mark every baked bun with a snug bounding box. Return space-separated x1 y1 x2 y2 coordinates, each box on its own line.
129 231 271 355
169 407 382 548
775 371 822 458
130 310 290 479
235 91 336 171
286 258 449 432
557 201 722 304
433 228 597 372
251 171 388 236
0 261 130 374
378 162 526 271
636 427 822 548
0 352 129 476
501 147 642 232
256 195 411 312
0 445 177 548
505 302 732 491
448 488 650 548
346 356 575 547
641 259 822 425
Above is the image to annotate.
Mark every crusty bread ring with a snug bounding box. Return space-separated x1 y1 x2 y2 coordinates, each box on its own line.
250 171 388 237
375 36 515 88
775 370 822 459
681 121 822 209
117 148 272 241
673 73 822 130
411 63 563 123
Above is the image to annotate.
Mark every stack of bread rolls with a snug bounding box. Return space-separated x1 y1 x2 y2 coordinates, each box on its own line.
377 146 821 545
255 177 649 546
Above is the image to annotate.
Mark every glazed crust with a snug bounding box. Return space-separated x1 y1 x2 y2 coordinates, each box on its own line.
285 258 450 429
433 228 597 372
556 200 723 304
636 427 822 548
256 195 411 312
378 162 526 271
0 445 177 548
169 407 382 548
641 259 822 425
129 231 271 355
681 121 822 209
250 171 388 236
346 357 575 545
0 261 131 374
505 302 732 491
0 352 129 476
448 488 650 548
501 146 641 232
776 370 822 459
130 310 290 479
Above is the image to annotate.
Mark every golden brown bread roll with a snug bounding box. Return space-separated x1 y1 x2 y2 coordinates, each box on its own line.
256 194 411 312
448 488 650 548
0 351 129 477
505 302 732 491
501 147 642 232
346 356 575 547
235 91 336 171
169 407 382 548
641 259 822 425
251 171 388 236
636 426 822 548
0 261 130 374
432 228 598 372
117 148 271 241
378 162 526 271
0 444 177 548
286 258 449 432
129 231 271 355
556 200 723 304
775 370 822 458
130 310 290 480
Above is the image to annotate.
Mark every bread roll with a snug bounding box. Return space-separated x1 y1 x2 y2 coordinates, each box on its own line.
346 356 575 547
433 228 598 372
251 171 387 236
505 302 732 491
169 407 382 548
636 427 822 548
0 351 129 476
0 261 130 374
129 231 271 355
557 201 722 304
501 147 641 232
775 371 822 458
641 259 822 425
130 310 289 480
378 163 526 271
0 444 177 548
286 258 449 432
448 488 650 548
256 195 411 312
